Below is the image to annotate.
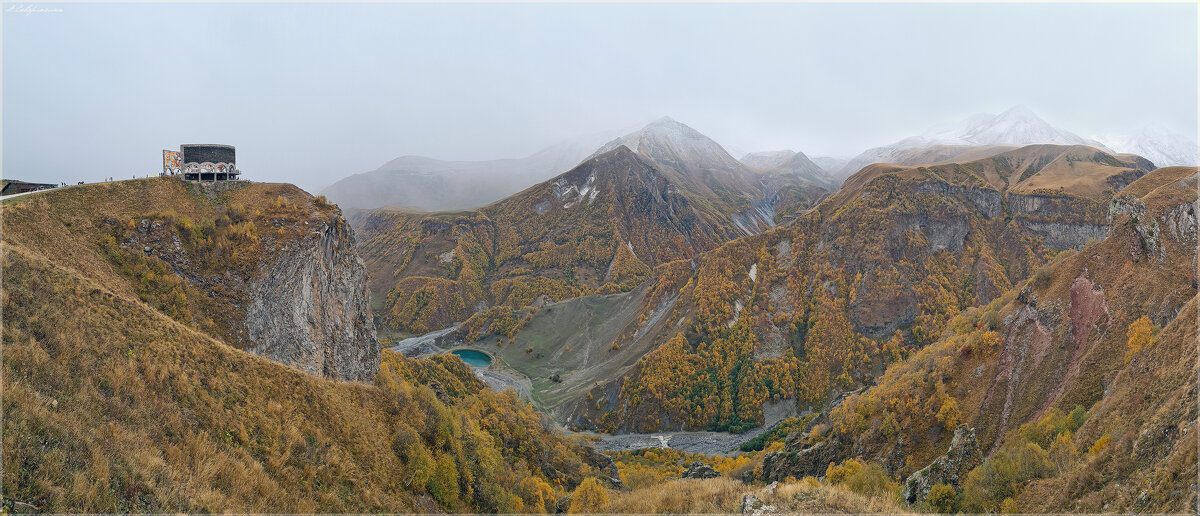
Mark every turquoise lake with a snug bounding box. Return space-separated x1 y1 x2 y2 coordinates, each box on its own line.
451 349 492 368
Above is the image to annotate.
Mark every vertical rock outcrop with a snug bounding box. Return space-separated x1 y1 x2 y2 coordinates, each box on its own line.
244 216 380 382
901 427 982 504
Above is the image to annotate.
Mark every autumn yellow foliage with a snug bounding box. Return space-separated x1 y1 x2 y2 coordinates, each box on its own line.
1124 315 1155 363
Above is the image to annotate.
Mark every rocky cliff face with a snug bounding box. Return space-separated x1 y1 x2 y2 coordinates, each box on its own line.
111 182 380 383
245 215 380 382
1009 191 1112 250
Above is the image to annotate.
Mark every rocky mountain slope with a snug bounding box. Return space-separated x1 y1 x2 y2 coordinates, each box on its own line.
835 106 1105 182
760 166 1198 513
1 178 611 512
319 129 622 211
829 144 1154 250
576 145 1142 433
587 117 831 234
351 119 833 337
415 143 1153 434
352 145 751 336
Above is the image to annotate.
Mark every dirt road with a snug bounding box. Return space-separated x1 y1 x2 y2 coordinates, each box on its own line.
575 399 803 456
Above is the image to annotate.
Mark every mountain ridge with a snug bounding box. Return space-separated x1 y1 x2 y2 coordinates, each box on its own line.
834 106 1109 182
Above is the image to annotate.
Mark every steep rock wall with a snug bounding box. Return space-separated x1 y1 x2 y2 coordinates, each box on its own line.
1009 192 1112 249
245 216 380 382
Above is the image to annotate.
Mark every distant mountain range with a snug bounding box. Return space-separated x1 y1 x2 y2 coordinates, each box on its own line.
319 129 624 211
323 106 1195 212
11 103 1194 513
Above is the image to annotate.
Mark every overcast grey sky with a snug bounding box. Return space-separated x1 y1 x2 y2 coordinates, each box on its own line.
4 2 1197 193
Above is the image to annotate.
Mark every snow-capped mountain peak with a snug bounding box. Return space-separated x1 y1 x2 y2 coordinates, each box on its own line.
917 105 1090 147
1095 124 1199 167
588 117 745 172
959 105 1091 146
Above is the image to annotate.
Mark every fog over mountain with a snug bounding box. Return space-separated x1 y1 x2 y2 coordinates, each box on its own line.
320 129 624 211
322 104 1188 211
1095 125 1199 167
3 3 1195 191
740 150 836 190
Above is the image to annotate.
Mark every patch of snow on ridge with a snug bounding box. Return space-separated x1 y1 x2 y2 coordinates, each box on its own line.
558 172 597 209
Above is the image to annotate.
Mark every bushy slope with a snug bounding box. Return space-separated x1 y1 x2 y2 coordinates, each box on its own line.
768 166 1198 513
1 181 606 512
1 180 324 345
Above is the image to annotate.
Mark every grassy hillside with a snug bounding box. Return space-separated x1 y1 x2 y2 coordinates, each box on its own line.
827 144 1149 212
1 179 343 349
1 180 606 512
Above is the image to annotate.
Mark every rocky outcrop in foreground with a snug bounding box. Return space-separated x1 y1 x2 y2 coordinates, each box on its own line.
760 435 847 482
681 462 721 479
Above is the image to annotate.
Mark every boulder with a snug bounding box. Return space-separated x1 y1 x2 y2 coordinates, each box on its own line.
681 461 721 479
581 446 625 489
741 494 777 515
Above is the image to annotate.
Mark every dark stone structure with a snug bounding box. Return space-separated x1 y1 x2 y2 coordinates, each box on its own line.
177 144 240 181
1 180 57 195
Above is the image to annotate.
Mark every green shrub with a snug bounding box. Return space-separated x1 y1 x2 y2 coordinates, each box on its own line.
961 442 1053 512
844 462 894 497
567 477 609 513
428 454 461 506
1032 267 1052 288
927 483 957 513
825 458 863 485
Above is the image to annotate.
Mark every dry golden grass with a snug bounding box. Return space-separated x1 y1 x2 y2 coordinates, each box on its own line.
828 144 1146 214
2 178 340 347
600 477 908 514
1 179 600 512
